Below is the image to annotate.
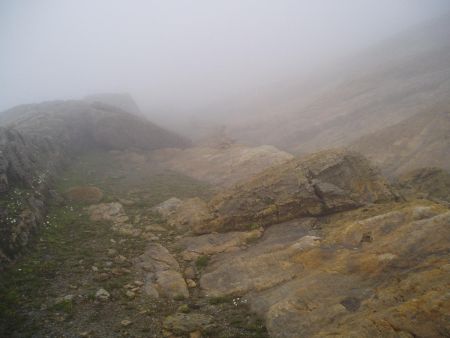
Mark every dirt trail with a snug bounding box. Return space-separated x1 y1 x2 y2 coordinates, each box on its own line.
0 150 268 337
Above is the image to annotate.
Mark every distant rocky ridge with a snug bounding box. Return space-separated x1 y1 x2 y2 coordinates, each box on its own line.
84 92 142 117
349 110 450 176
0 99 189 266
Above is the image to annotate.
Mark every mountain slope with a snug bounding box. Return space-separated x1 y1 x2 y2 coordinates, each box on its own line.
210 15 450 154
349 110 450 176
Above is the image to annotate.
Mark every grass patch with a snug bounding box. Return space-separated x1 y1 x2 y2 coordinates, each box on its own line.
208 295 233 305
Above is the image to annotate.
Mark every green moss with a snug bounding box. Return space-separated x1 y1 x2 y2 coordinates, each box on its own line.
195 255 210 269
172 294 186 301
245 223 260 230
51 299 74 314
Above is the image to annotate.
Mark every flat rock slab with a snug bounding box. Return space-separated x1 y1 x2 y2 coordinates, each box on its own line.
200 218 319 297
200 205 450 338
88 202 142 236
177 228 263 261
88 202 128 223
152 197 182 219
163 313 214 334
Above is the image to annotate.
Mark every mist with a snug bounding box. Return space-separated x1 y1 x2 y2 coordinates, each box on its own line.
1 0 449 123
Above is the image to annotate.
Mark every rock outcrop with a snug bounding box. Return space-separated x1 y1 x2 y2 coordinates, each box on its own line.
134 243 189 299
169 150 395 234
0 99 189 267
199 202 450 337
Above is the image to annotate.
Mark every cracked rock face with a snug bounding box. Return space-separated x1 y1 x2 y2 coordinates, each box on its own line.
134 243 189 299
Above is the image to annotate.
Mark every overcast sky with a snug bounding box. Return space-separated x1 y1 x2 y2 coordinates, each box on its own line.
1 0 449 114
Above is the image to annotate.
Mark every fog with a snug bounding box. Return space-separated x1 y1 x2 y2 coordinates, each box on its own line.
1 0 449 124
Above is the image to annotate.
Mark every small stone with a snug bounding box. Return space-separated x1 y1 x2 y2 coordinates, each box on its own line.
107 248 117 256
184 267 196 279
111 268 123 276
91 266 99 272
120 319 132 327
54 294 74 305
114 255 127 263
95 288 110 301
190 331 202 338
94 273 110 282
63 294 75 301
126 290 135 298
134 280 144 286
186 279 197 288
79 331 89 337
104 261 113 267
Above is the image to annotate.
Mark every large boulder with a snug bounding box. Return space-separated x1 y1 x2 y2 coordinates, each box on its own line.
133 243 189 299
175 149 396 233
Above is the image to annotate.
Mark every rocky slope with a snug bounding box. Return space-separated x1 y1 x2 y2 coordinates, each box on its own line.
395 167 450 203
157 148 450 337
349 110 450 176
1 130 448 337
163 149 396 234
197 201 450 337
0 100 189 266
194 15 450 155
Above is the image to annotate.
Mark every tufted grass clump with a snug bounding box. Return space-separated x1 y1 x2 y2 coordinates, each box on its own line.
195 255 210 269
